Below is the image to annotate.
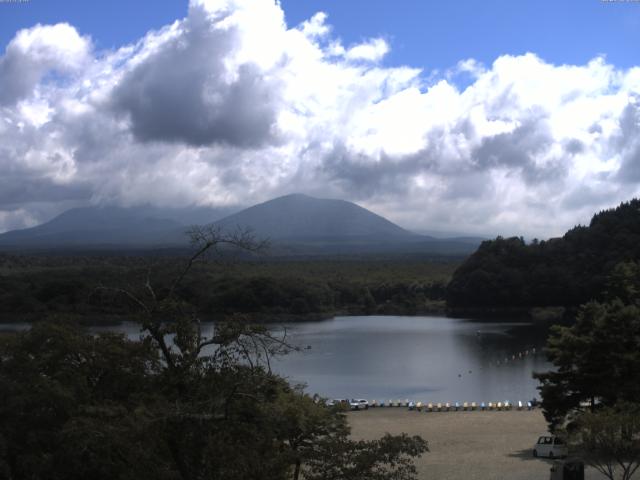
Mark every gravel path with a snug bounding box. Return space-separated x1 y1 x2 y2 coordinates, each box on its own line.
347 408 604 480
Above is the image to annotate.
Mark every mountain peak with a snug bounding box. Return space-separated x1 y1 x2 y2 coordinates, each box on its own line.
215 194 411 240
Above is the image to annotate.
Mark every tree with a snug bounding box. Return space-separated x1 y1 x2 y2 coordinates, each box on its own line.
534 300 640 431
605 261 640 306
565 403 640 480
0 321 168 480
304 433 428 480
0 225 428 480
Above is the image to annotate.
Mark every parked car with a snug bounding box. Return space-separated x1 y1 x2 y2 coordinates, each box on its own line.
533 435 568 458
349 399 369 410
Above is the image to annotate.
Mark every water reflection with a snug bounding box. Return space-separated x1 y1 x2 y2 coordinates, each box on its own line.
0 315 552 403
270 316 551 403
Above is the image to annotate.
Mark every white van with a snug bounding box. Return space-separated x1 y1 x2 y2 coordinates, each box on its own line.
533 435 568 458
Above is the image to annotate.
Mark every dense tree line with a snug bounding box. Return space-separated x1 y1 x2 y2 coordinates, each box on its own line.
447 199 640 313
0 256 454 322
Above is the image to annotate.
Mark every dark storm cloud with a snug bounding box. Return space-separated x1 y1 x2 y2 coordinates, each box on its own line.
472 119 564 184
561 185 614 210
317 143 430 198
110 6 280 148
0 175 91 208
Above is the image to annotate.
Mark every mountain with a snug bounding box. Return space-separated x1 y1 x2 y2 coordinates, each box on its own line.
0 205 237 249
212 194 481 256
0 195 481 256
214 193 415 241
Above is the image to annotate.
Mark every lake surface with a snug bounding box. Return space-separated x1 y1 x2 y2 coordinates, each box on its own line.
1 315 551 403
270 316 551 403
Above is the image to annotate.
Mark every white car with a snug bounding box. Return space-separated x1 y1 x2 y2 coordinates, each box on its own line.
533 435 568 458
349 399 369 410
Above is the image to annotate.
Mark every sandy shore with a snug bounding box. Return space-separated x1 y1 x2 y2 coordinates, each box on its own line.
347 408 603 480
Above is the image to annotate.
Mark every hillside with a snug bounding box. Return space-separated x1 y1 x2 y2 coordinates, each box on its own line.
214 193 415 240
0 205 236 248
446 199 640 313
0 195 481 256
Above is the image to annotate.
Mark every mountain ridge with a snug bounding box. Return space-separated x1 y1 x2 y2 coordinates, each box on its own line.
0 194 482 256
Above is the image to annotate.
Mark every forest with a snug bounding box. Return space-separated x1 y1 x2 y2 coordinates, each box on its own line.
446 199 640 317
0 253 456 324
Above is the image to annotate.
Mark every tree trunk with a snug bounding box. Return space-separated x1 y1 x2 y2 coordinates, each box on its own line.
293 459 301 480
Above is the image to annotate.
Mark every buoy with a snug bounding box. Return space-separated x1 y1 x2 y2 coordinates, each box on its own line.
480 402 486 411
445 402 451 411
454 402 460 411
463 402 469 411
436 402 442 412
518 400 523 410
416 401 422 411
471 402 477 410
497 402 503 411
428 402 433 412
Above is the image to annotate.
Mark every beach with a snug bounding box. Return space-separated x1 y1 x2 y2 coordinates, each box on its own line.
347 408 602 480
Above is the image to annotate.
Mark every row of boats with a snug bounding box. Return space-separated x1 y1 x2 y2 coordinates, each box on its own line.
371 399 537 411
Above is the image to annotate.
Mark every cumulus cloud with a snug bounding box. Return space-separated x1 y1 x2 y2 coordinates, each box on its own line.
110 1 283 147
1 0 640 237
0 23 90 105
344 38 389 62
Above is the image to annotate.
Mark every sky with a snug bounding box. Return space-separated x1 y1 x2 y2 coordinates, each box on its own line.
0 0 639 238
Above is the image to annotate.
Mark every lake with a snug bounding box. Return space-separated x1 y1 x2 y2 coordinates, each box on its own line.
1 315 551 404
270 315 551 403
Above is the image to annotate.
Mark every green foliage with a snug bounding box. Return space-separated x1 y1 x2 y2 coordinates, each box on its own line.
304 433 428 480
534 300 640 431
0 321 168 480
0 255 456 322
0 319 428 480
447 199 640 312
0 230 428 480
565 403 640 480
605 261 640 306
